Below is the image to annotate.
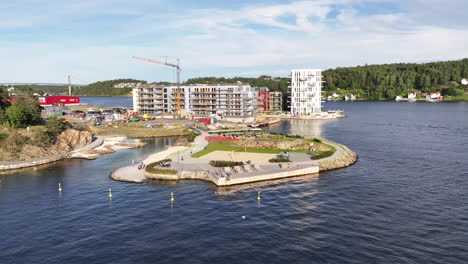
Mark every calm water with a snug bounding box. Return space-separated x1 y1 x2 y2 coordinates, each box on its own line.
1 101 468 264
80 96 133 107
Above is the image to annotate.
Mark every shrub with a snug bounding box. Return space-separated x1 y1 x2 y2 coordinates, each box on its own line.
209 160 244 167
4 98 42 128
311 150 335 160
269 157 291 163
0 133 8 142
45 116 67 135
187 130 199 142
3 133 28 151
30 130 55 147
145 159 178 175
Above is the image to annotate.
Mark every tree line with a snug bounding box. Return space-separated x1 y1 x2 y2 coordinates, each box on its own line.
184 76 290 92
72 78 147 96
322 58 468 99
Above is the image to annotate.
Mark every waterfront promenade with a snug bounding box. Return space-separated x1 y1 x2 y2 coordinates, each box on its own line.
111 130 357 186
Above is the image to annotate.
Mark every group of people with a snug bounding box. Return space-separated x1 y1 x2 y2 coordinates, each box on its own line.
137 162 145 170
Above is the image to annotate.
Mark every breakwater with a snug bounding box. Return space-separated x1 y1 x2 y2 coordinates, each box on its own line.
317 138 358 172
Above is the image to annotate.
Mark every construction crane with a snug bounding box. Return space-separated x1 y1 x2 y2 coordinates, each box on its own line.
132 56 182 117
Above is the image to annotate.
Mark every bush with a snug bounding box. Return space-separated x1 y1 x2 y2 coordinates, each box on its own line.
0 133 8 142
4 98 42 128
269 157 291 163
46 116 67 135
3 133 28 151
209 160 244 167
145 159 178 175
311 150 335 160
187 130 199 142
30 130 55 147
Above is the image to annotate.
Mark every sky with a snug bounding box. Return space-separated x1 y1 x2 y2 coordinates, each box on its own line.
1 0 467 84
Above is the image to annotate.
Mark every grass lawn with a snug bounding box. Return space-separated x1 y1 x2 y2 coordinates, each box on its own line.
443 94 468 101
192 141 311 158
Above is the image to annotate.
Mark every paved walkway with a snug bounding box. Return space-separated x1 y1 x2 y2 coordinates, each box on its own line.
111 128 209 183
111 130 350 185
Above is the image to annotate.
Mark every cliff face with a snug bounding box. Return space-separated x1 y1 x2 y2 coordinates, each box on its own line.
9 129 93 161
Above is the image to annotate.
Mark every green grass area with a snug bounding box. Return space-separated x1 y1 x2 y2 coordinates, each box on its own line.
145 159 178 175
191 141 310 158
443 94 468 101
311 150 336 160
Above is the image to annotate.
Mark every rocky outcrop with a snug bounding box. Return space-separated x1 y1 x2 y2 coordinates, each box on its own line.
318 145 358 172
51 129 93 153
3 129 93 162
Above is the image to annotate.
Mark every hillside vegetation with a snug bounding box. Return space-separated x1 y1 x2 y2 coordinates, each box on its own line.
322 58 468 99
185 76 290 92
73 79 147 96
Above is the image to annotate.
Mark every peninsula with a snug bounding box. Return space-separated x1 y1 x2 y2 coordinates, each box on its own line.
111 130 357 186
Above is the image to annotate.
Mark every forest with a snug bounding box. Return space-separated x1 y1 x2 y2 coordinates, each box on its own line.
72 79 147 96
184 76 290 92
322 58 468 99
5 59 467 99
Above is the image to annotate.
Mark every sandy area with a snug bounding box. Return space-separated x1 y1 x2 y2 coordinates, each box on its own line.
200 151 276 164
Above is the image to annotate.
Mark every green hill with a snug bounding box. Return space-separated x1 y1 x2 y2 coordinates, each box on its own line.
184 76 290 92
322 58 468 100
72 79 147 96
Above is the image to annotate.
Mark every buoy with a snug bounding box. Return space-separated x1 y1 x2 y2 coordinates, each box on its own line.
58 183 62 192
257 191 261 200
170 192 175 201
242 216 246 219
108 189 112 198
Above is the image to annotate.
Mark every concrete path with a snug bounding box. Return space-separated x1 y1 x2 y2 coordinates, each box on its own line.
111 146 186 183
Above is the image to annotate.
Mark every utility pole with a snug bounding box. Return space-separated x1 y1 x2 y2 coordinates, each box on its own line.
68 74 72 96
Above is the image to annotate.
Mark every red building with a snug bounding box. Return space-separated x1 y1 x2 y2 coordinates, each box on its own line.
9 96 80 106
259 91 270 111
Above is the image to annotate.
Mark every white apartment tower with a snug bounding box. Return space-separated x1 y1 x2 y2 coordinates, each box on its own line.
290 69 322 115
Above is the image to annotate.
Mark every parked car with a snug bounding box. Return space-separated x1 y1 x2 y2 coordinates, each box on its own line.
68 110 85 117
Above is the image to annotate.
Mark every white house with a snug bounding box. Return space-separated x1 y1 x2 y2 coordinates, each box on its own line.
290 69 322 115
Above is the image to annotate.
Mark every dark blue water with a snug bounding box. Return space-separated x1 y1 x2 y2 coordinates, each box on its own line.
1 101 468 264
80 96 133 107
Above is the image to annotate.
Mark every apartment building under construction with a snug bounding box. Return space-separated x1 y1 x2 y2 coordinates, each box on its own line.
133 83 259 117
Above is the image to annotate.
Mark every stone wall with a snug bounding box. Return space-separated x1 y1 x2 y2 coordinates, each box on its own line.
318 144 358 172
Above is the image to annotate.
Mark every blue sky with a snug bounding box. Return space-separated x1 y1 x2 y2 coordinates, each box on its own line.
1 0 467 83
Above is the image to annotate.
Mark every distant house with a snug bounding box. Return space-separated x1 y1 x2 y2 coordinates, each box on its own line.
462 79 468 85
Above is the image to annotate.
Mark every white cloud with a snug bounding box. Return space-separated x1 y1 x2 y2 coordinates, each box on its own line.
0 0 467 83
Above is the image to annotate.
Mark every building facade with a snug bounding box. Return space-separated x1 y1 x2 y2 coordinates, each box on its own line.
133 84 258 117
269 92 283 111
290 69 322 115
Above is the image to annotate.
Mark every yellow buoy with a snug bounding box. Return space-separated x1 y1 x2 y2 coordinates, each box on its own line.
170 192 175 202
257 191 261 200
58 183 62 192
108 189 113 198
